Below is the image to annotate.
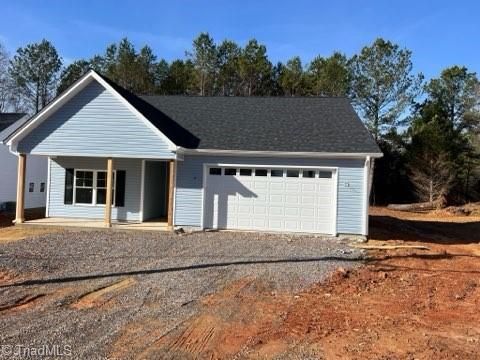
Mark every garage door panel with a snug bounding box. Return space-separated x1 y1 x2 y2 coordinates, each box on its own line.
235 220 250 228
302 183 316 192
270 194 284 203
238 205 252 214
285 220 300 230
253 218 267 228
270 182 284 191
255 192 268 202
285 207 300 216
205 166 335 234
269 207 284 216
268 219 283 229
301 222 316 231
285 195 300 204
253 181 268 190
301 196 315 205
254 206 267 215
301 208 315 217
318 185 333 193
286 183 300 191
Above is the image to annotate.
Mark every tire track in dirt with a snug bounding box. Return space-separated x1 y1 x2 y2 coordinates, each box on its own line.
70 277 136 309
0 293 46 311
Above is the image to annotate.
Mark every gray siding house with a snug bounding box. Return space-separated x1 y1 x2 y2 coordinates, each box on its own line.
3 70 381 235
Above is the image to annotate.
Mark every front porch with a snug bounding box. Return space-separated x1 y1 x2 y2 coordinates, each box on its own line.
14 155 177 231
23 217 170 231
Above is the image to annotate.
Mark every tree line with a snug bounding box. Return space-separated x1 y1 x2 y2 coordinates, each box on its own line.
0 33 479 206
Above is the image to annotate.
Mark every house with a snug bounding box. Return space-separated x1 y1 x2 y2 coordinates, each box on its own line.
0 113 47 210
2 70 382 235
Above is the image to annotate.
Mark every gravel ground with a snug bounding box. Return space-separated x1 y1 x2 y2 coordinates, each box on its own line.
0 229 363 359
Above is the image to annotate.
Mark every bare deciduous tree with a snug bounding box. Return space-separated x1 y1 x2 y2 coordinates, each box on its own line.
409 153 455 207
0 42 10 112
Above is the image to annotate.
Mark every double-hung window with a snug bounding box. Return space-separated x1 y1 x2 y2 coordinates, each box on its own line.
96 171 115 205
74 170 115 205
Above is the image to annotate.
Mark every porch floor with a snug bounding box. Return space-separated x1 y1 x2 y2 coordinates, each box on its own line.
23 217 170 231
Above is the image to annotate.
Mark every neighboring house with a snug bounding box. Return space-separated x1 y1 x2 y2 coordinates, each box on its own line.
0 113 47 210
2 70 382 235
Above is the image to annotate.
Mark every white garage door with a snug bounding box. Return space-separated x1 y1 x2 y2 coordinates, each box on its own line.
203 166 336 234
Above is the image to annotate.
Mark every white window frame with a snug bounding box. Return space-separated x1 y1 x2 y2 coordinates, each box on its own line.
73 169 117 207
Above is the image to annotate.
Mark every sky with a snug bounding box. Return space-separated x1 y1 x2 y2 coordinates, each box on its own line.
0 0 478 80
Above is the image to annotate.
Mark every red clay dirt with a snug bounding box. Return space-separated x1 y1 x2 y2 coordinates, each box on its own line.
117 207 480 359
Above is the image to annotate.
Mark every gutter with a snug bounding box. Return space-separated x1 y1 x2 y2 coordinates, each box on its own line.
177 147 383 159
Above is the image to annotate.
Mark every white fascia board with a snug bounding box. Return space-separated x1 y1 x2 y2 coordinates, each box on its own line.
7 70 178 153
178 147 383 159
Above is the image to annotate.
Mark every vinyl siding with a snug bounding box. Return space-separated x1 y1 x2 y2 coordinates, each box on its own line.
48 157 142 221
0 146 47 209
175 155 366 235
17 81 175 159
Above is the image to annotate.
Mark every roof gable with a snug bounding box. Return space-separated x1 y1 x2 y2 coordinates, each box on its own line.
7 71 176 154
14 78 176 158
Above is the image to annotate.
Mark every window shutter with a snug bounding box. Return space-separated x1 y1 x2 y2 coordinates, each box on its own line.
115 170 126 207
64 168 74 204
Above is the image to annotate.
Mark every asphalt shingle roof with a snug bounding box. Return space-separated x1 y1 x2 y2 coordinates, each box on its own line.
140 96 381 153
0 113 27 143
0 113 26 131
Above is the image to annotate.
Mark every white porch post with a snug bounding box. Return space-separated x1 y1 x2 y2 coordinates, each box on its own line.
104 157 114 227
14 153 26 224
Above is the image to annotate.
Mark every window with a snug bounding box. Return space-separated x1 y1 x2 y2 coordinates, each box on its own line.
319 171 332 178
239 168 252 176
40 182 45 192
209 167 221 175
224 168 237 176
29 183 34 192
271 169 284 177
303 170 315 178
255 169 268 176
286 169 300 177
75 171 94 204
74 170 116 205
96 171 115 205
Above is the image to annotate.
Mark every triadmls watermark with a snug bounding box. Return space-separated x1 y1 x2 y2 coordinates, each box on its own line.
1 344 72 358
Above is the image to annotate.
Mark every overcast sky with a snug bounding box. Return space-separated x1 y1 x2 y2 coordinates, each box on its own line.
1 0 478 79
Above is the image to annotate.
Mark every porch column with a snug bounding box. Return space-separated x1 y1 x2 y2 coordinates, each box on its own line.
167 160 176 230
14 154 26 224
104 157 114 227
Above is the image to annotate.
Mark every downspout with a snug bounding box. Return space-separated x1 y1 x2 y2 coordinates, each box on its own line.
368 157 375 199
363 156 372 237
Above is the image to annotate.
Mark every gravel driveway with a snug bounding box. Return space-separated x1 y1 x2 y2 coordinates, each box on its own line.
0 229 363 359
